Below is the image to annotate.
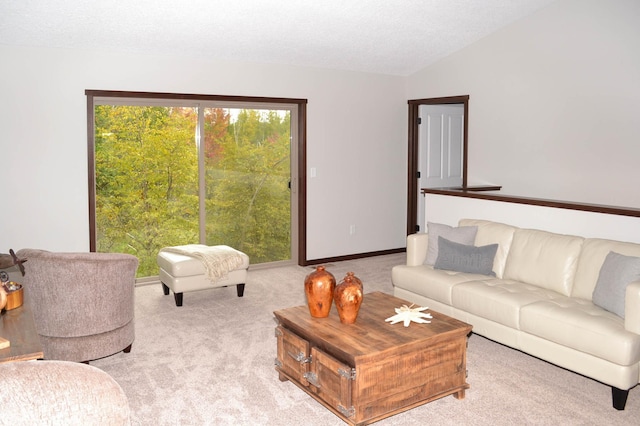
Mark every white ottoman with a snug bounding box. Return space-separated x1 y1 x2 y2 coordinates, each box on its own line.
157 245 250 307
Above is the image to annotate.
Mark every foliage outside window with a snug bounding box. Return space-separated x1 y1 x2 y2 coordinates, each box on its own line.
94 104 291 277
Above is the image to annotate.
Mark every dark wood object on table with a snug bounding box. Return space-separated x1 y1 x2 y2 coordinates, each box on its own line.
274 291 472 425
0 300 44 363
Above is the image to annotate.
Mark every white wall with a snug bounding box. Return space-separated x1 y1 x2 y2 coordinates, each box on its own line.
3 0 638 260
406 0 640 208
0 45 407 260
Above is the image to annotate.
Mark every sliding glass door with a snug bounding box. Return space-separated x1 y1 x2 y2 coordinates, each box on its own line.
90 94 300 279
201 107 293 264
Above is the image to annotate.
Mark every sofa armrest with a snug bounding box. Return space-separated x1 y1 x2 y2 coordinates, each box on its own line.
407 233 429 266
625 281 640 334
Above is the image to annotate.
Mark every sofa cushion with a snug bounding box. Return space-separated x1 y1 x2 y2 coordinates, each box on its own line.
572 238 640 300
434 237 498 276
520 298 640 366
452 279 562 329
458 219 518 279
391 264 487 305
503 229 583 297
592 251 640 318
425 222 477 265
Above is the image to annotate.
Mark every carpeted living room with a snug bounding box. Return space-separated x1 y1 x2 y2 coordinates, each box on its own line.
2 0 640 425
75 254 640 424
4 250 640 424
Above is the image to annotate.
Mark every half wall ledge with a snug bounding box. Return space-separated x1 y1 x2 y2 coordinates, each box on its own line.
422 188 640 218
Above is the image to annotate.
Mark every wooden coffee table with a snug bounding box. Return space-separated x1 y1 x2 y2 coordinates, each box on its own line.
274 291 472 425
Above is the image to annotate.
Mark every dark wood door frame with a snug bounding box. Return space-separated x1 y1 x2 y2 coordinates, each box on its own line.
406 95 469 236
86 90 309 265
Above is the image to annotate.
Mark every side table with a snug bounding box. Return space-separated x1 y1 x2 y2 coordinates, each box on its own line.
0 300 44 363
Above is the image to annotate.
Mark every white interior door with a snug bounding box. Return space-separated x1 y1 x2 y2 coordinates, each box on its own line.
417 104 464 231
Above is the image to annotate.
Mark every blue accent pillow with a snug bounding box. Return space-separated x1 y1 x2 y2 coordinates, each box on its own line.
434 237 498 276
592 251 640 318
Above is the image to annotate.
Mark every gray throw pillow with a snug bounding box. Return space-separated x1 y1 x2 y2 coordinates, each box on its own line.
434 237 498 276
425 222 477 265
592 251 640 318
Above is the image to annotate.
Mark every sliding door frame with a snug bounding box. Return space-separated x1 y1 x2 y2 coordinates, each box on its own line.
86 90 308 265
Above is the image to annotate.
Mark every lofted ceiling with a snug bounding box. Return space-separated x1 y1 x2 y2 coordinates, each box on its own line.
0 0 557 76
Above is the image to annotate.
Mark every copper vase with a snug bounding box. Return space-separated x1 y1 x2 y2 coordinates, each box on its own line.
334 272 364 324
304 265 336 318
4 284 23 310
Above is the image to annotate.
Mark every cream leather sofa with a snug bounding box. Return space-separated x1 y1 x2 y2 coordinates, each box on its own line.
391 219 640 410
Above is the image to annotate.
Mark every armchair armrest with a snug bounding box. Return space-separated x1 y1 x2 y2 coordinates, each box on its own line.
406 233 429 266
625 281 640 334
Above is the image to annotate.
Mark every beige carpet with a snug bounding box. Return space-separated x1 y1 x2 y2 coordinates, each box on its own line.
92 253 640 425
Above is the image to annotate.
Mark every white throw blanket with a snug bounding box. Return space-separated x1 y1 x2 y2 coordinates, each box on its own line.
160 245 244 282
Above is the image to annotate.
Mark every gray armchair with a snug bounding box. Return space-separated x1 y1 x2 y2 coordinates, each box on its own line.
16 249 138 363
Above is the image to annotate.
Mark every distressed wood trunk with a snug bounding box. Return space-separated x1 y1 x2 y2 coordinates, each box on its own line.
274 291 472 425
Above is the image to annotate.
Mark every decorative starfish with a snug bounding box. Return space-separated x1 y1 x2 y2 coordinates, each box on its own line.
385 304 433 327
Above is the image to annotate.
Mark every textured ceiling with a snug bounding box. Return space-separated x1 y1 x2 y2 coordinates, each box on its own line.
0 0 557 76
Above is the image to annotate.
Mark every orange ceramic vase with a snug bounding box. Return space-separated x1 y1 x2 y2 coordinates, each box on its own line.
334 272 364 324
304 265 336 318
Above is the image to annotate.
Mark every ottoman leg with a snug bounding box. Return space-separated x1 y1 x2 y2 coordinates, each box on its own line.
236 283 245 297
161 281 182 306
173 292 184 307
